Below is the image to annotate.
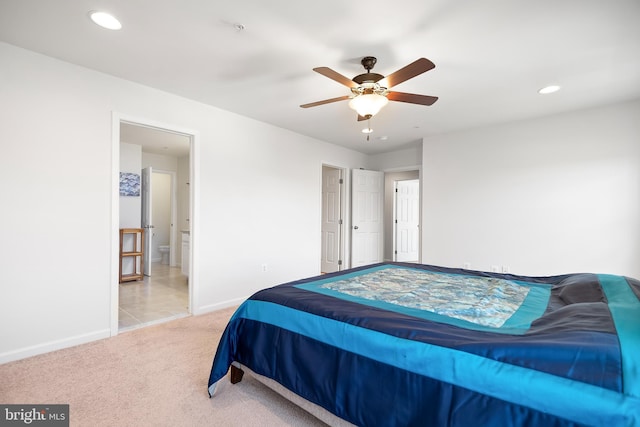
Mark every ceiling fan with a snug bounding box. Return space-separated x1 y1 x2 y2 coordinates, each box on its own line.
300 56 438 121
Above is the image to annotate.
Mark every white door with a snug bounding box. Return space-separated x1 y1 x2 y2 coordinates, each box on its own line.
321 166 343 273
141 166 153 276
394 179 420 262
351 169 384 268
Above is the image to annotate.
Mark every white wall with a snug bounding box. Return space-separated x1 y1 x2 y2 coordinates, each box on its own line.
368 143 422 171
0 42 368 363
142 151 179 171
421 99 640 278
119 142 142 228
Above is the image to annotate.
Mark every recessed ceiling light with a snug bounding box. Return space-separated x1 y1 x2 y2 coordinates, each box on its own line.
89 11 122 30
538 85 561 95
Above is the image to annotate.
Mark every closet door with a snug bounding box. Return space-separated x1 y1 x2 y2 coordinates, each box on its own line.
351 169 384 268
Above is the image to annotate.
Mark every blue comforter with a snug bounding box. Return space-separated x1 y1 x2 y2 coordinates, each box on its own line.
208 263 640 426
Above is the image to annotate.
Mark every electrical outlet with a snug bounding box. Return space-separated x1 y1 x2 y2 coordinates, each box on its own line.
491 265 500 273
463 262 471 269
502 265 510 273
261 263 268 273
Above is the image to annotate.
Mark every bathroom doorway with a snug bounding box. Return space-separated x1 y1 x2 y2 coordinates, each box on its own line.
142 169 178 273
150 170 176 268
112 115 195 334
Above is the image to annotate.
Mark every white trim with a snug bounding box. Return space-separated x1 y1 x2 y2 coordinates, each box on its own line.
196 297 247 315
188 128 200 314
110 113 121 336
392 180 398 262
0 329 111 365
381 164 422 173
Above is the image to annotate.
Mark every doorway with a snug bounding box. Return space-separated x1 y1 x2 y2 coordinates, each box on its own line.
150 170 176 267
141 168 178 276
393 179 420 262
111 114 197 335
384 169 421 263
321 166 422 270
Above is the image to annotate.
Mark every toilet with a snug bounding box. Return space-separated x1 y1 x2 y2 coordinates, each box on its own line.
158 245 170 265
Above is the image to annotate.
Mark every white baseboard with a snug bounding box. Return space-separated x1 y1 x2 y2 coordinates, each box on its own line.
194 297 247 315
0 329 111 365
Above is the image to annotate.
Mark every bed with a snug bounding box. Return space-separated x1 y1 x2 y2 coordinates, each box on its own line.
208 262 640 426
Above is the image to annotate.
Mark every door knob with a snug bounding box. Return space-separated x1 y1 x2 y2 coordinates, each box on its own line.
354 226 359 229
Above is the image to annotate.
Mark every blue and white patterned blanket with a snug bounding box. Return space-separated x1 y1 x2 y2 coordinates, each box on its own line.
320 268 529 328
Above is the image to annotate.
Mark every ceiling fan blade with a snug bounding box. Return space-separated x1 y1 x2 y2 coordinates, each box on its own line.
387 91 438 106
300 95 350 108
383 58 435 88
357 115 369 121
313 67 358 88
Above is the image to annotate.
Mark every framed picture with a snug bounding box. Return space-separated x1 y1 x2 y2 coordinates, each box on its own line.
119 172 140 196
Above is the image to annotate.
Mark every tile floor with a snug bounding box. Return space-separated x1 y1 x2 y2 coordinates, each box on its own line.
119 262 189 331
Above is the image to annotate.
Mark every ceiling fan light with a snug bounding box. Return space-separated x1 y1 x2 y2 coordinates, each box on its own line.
348 93 389 118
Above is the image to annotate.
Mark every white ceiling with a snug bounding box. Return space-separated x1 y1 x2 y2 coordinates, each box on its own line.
1 0 639 155
120 122 191 158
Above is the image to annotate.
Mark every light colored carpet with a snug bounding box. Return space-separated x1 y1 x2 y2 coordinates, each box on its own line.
0 307 328 426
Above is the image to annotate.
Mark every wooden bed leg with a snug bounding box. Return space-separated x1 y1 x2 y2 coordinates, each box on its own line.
230 364 244 384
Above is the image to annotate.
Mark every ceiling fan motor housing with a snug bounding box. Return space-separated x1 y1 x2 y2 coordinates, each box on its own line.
361 56 377 71
353 56 384 84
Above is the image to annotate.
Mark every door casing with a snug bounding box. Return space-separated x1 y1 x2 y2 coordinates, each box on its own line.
141 166 153 276
111 112 199 336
